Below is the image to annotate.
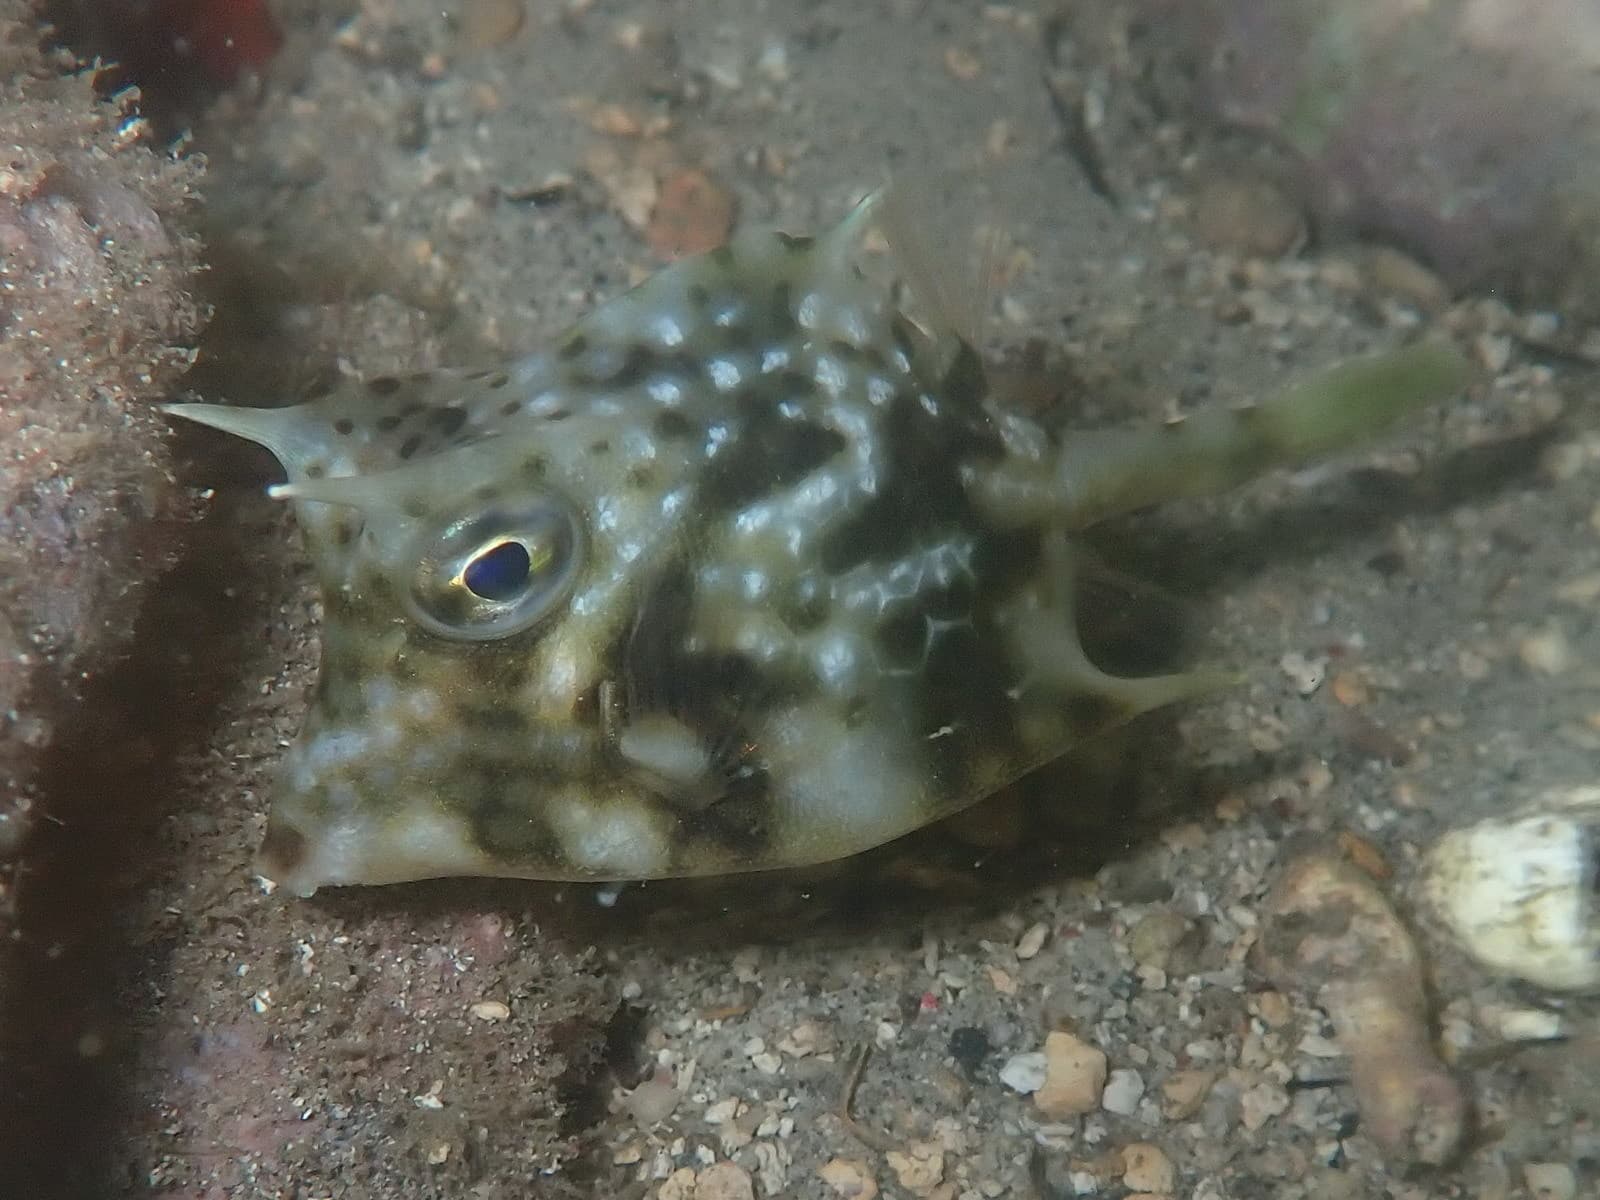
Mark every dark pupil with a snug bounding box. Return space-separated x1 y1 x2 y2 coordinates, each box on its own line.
463 541 532 601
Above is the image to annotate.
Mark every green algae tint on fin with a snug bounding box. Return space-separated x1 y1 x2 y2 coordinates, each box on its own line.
1064 341 1473 528
972 341 1475 531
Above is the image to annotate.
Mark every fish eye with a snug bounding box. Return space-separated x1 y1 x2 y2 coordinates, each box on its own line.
462 539 532 601
405 496 583 641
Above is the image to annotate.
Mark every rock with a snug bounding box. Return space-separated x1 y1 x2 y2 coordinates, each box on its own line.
659 1167 698 1200
1239 1080 1290 1131
1522 1162 1577 1200
1189 175 1306 259
1015 921 1049 959
1160 1068 1218 1120
999 1050 1048 1094
1101 1068 1146 1116
695 1161 755 1200
647 167 737 261
1159 0 1600 318
1120 1142 1176 1193
1127 911 1192 972
1034 1032 1107 1117
818 1158 879 1200
1519 626 1575 676
885 1140 944 1196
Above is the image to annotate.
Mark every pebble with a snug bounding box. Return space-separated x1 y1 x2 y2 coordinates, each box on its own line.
1522 1162 1576 1200
948 1026 992 1080
647 168 736 260
1555 572 1600 605
468 1000 510 1021
1475 331 1514 373
1189 176 1305 258
1519 626 1574 675
1101 1068 1146 1116
1120 1142 1176 1193
885 1140 945 1196
818 1158 879 1199
1126 910 1190 972
1239 1079 1290 1130
1160 1069 1216 1120
1015 921 1049 959
460 0 525 49
1035 1032 1107 1117
1480 1004 1564 1043
659 1168 698 1200
584 144 657 231
943 46 982 81
1363 246 1451 311
1279 651 1327 695
695 1162 755 1200
999 1050 1048 1095
1329 672 1369 707
626 1069 680 1126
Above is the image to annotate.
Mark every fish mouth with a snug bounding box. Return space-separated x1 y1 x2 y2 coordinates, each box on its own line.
252 788 504 897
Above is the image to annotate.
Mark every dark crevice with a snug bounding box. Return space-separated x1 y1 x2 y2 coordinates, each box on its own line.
0 477 275 1199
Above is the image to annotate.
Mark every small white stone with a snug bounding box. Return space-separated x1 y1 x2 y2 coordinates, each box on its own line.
1480 1004 1564 1043
1279 651 1327 695
1100 1068 1145 1116
1523 1162 1577 1200
1015 921 1049 959
999 1051 1048 1094
1519 626 1574 676
751 1052 782 1075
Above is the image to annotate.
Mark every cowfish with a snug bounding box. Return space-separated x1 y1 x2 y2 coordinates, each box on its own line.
168 186 1469 896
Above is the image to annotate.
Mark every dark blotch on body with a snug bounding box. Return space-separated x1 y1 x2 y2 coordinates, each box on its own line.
653 409 696 441
698 386 845 513
819 387 991 573
429 406 468 436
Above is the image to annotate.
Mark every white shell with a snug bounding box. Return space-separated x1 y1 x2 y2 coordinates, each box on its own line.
1420 786 1600 992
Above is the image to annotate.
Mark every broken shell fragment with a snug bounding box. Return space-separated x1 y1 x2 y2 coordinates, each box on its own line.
1420 786 1600 993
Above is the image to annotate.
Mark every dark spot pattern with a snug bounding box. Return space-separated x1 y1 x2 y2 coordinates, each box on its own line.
818 368 998 574
606 566 777 859
429 406 468 437
699 401 845 513
653 409 696 440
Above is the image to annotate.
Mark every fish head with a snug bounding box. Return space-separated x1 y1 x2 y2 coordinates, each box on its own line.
168 342 731 894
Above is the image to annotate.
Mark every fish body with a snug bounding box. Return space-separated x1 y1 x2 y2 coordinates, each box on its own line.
170 189 1468 896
